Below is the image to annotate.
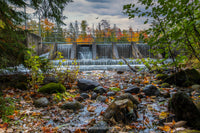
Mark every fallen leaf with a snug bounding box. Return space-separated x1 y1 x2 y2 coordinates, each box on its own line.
159 112 168 119
87 105 96 112
6 115 14 120
158 125 171 132
0 123 8 129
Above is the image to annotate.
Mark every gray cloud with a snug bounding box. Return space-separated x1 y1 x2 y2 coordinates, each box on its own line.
63 0 150 30
85 0 110 3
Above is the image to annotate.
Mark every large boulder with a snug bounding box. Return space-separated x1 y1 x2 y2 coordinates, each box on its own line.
103 99 138 124
143 85 160 96
38 83 66 94
34 97 49 107
77 79 100 91
164 69 200 87
168 92 200 129
124 86 140 94
116 93 140 105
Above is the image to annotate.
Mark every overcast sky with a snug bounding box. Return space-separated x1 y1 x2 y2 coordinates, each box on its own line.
63 0 150 31
24 0 150 31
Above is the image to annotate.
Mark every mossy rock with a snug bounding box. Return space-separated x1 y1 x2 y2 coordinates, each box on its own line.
38 83 66 94
168 92 200 129
156 74 168 80
161 83 170 88
164 69 200 87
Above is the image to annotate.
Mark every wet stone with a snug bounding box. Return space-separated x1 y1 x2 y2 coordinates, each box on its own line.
80 93 89 99
61 101 84 110
96 96 107 103
91 92 98 100
124 86 140 94
94 86 107 94
77 79 100 91
34 97 49 107
107 91 116 96
143 85 160 96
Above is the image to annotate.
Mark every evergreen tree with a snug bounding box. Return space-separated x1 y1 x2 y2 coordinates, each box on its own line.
0 0 73 68
74 20 79 40
81 20 88 37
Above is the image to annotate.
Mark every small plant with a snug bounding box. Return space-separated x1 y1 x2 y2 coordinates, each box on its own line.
0 96 15 122
25 46 45 89
51 51 79 85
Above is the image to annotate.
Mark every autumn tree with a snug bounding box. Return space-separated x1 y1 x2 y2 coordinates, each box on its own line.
0 0 73 68
123 0 200 70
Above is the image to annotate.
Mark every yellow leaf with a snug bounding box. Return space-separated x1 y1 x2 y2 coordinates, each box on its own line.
159 112 168 119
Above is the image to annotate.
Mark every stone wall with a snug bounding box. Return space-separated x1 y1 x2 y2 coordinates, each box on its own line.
26 33 42 55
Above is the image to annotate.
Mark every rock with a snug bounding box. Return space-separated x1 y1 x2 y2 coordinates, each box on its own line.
192 84 200 91
143 85 160 96
77 79 100 91
115 93 140 105
75 96 84 102
161 83 170 88
103 99 138 124
196 102 200 112
160 91 170 98
107 91 116 96
15 82 28 90
91 92 98 100
164 69 200 87
117 70 124 74
156 74 168 80
38 83 66 94
124 86 140 94
43 77 58 85
168 92 200 129
96 96 107 103
34 97 49 107
88 121 109 133
80 93 89 99
61 101 84 110
94 86 107 94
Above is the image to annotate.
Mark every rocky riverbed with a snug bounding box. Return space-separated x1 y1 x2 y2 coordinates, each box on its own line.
1 70 200 133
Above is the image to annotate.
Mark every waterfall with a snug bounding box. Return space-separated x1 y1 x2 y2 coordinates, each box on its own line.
57 44 72 59
96 44 112 59
117 43 132 58
77 46 92 59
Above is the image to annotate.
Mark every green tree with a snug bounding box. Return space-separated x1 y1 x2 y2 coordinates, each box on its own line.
81 20 88 37
123 0 200 71
68 22 76 41
0 0 73 68
74 20 79 40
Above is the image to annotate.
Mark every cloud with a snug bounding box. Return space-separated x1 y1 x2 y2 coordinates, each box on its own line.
63 0 150 30
85 0 110 3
